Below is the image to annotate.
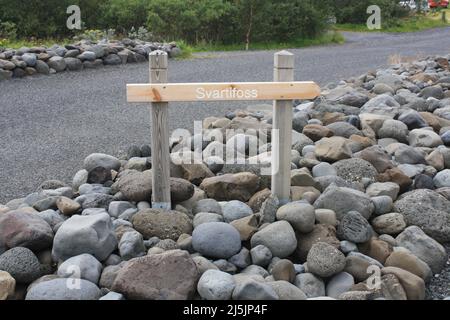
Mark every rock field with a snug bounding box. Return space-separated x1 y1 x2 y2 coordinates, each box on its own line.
1 54 450 300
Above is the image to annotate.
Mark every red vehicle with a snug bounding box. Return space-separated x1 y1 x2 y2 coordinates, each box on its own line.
429 0 449 8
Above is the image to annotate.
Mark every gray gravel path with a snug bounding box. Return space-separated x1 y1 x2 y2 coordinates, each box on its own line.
1 28 450 203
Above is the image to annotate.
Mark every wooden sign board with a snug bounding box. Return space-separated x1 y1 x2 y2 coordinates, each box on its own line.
127 81 321 103
126 50 321 210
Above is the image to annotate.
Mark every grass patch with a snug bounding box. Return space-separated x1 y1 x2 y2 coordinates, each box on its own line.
189 31 344 53
336 12 449 33
0 38 71 49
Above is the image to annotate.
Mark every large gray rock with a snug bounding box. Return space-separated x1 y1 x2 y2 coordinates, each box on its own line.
396 226 447 274
0 247 42 283
193 212 223 228
21 53 37 67
113 171 194 203
222 200 253 223
276 202 315 233
250 221 297 258
268 281 307 300
192 222 241 259
314 185 374 220
294 273 325 298
64 57 83 71
326 122 362 138
0 210 53 252
47 56 66 72
307 242 346 278
250 245 273 267
197 269 236 300
112 250 199 300
378 119 409 142
118 231 146 260
434 169 450 188
26 278 101 300
103 54 122 65
84 153 121 172
76 193 114 210
193 199 222 215
408 129 443 148
232 279 279 300
57 254 103 284
52 212 117 262
393 189 450 242
326 272 354 298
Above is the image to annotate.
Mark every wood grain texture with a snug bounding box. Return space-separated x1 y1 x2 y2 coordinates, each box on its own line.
149 51 171 210
271 51 294 205
127 81 320 102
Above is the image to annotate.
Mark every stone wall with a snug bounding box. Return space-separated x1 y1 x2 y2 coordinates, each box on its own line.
0 39 181 81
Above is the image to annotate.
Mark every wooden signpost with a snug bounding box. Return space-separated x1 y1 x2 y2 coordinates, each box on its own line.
127 50 320 209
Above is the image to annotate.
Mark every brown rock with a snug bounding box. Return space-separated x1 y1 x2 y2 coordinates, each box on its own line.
420 112 450 131
271 259 296 283
410 72 438 83
377 167 412 192
358 238 393 264
436 57 449 69
302 124 333 141
56 196 81 216
320 112 346 126
0 210 53 251
290 186 321 201
200 172 260 202
0 271 15 300
315 137 352 162
354 145 394 173
349 135 375 149
385 251 432 283
132 209 193 241
248 188 271 212
178 163 214 186
115 225 136 242
380 273 407 300
295 224 340 262
290 170 320 189
381 267 425 300
112 250 199 300
344 255 376 282
371 213 407 235
230 215 259 241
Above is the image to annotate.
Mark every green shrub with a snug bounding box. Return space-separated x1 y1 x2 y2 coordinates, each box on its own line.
0 20 17 39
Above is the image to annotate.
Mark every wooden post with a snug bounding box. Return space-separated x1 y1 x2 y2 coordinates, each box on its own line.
271 51 294 205
149 50 171 210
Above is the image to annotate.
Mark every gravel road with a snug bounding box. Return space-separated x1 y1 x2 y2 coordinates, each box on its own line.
1 28 450 203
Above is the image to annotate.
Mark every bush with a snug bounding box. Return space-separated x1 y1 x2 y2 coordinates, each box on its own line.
0 20 17 39
99 0 149 34
147 0 330 45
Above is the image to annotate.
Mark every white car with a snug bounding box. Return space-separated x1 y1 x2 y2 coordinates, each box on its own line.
399 0 416 9
399 0 430 10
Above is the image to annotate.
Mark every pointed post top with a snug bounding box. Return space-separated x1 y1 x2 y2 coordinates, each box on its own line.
149 50 168 69
149 50 168 56
274 50 294 69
